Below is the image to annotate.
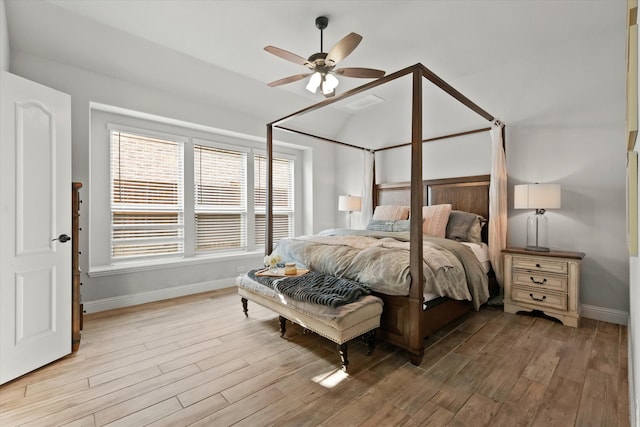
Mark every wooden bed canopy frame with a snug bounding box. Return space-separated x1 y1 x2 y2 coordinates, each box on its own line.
264 63 501 365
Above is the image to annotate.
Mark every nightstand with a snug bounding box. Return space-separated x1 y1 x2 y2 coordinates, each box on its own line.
502 248 585 327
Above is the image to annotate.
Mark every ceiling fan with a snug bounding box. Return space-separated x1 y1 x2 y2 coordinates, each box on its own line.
265 16 385 98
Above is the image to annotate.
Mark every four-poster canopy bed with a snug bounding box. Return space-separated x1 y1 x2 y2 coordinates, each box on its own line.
257 63 502 365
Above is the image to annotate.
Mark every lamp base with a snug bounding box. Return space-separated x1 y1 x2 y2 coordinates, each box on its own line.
525 245 551 252
526 212 549 252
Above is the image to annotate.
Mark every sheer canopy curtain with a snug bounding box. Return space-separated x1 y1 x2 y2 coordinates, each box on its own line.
359 150 375 228
489 121 507 288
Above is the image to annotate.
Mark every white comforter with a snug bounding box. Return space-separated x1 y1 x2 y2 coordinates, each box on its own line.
270 229 490 310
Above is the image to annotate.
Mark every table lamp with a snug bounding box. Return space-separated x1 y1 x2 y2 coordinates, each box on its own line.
338 195 361 229
514 183 561 252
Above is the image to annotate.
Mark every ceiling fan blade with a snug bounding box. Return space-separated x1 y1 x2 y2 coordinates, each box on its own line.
326 32 363 66
334 67 386 78
267 73 312 87
264 46 313 68
323 90 336 98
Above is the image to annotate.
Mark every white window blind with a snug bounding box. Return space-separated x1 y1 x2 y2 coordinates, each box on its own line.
254 154 294 247
110 130 184 259
194 144 247 252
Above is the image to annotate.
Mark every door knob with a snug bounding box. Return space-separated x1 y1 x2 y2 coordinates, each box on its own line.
52 234 71 243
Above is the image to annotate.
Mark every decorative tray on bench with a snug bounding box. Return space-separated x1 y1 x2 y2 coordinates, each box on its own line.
255 267 310 278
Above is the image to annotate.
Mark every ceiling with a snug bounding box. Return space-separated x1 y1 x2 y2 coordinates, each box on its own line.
3 0 627 143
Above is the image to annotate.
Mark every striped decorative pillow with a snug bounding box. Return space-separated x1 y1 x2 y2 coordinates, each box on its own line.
366 219 410 232
372 205 410 221
422 204 452 238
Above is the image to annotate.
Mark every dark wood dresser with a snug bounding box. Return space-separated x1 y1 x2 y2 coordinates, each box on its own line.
72 182 83 352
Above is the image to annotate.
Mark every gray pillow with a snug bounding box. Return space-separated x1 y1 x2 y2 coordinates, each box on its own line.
446 210 487 244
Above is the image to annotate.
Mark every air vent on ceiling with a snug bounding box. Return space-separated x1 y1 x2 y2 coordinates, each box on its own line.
343 94 384 111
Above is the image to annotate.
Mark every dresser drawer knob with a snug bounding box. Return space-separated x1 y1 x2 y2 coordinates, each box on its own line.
529 293 546 302
530 277 547 285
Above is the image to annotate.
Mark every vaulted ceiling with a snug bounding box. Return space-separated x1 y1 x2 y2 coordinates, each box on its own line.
4 0 627 143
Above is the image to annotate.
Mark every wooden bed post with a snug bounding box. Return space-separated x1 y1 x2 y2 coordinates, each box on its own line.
266 124 273 255
408 65 425 365
371 153 377 207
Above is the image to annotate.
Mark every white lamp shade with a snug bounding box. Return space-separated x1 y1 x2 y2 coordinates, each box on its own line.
306 72 321 93
514 183 561 209
322 74 339 94
338 195 362 212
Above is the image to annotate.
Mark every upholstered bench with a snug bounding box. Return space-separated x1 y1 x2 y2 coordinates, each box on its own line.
236 273 383 371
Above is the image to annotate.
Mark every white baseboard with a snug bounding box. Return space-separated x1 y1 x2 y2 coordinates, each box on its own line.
83 278 236 313
581 304 629 325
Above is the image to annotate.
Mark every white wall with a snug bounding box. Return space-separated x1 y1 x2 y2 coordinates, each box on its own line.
0 0 8 71
333 145 368 229
373 133 491 184
9 51 337 310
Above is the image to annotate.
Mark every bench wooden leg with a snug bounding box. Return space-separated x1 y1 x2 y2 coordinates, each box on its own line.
338 343 349 371
241 297 248 317
279 315 287 337
365 330 376 355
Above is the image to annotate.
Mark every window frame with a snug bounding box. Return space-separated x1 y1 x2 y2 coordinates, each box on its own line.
253 150 296 248
107 124 188 263
192 138 250 254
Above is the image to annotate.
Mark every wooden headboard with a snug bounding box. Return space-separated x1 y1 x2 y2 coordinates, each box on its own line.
375 174 491 241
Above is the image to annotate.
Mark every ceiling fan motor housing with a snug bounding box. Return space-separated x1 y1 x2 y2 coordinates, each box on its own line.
307 52 332 71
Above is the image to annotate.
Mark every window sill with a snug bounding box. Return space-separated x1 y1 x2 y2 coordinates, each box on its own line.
87 250 264 278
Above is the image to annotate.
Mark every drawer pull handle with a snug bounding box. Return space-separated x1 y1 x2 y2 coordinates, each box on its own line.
530 277 547 285
529 293 546 302
536 263 541 268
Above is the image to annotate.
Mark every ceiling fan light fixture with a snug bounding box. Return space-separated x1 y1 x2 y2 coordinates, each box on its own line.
266 16 384 95
306 72 322 93
322 73 339 94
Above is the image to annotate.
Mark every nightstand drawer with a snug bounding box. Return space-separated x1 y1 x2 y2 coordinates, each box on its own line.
512 271 567 293
512 257 568 274
511 288 567 311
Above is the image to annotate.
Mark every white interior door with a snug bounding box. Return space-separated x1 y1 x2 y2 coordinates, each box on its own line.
0 71 72 384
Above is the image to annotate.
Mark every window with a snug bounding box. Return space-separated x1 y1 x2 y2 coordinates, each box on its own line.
110 130 184 259
96 110 299 269
194 144 247 252
254 154 295 246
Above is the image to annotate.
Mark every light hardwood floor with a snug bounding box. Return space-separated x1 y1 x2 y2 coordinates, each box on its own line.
0 288 630 426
